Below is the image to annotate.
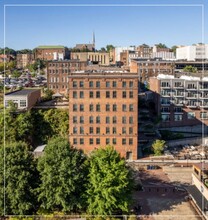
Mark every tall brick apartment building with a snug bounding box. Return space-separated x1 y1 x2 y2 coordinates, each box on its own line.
149 74 208 130
68 72 139 160
47 60 88 95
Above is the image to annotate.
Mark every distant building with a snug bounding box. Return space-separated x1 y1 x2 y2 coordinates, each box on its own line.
152 45 175 60
136 45 152 58
149 74 208 129
47 60 88 95
34 45 70 61
68 72 139 160
16 53 35 68
74 44 95 51
176 44 208 61
4 89 41 110
114 46 136 63
71 52 110 65
0 54 15 63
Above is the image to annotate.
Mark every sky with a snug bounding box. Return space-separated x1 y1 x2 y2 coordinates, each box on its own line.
0 0 207 50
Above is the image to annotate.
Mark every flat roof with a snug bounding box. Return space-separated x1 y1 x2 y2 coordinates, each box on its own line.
36 45 65 49
193 163 208 171
5 89 40 96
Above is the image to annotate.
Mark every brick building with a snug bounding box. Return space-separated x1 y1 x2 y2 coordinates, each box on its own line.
149 74 208 129
47 60 88 95
68 72 139 160
34 45 69 60
130 59 175 82
16 53 34 68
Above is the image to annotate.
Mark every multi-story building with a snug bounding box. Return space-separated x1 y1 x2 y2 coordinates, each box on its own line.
149 74 208 129
130 59 175 82
136 45 152 58
47 60 88 95
34 45 70 60
68 72 139 160
176 44 208 61
152 45 175 60
114 46 136 63
70 52 110 65
16 53 35 68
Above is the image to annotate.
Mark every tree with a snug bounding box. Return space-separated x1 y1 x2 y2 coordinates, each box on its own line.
170 45 178 54
16 49 32 54
106 45 115 52
0 142 39 215
42 88 54 101
152 139 166 156
11 70 21 78
156 43 167 48
183 65 197 73
86 146 134 215
37 137 87 213
100 47 106 52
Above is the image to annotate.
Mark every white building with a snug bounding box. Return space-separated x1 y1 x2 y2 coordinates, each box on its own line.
151 51 175 60
114 46 136 62
176 44 208 61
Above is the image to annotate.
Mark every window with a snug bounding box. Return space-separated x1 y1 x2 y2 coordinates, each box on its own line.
73 127 77 134
174 107 182 113
80 138 84 145
129 91 133 98
174 114 183 121
187 112 195 119
106 116 110 124
89 138 94 145
129 104 133 112
113 81 117 87
113 138 117 145
122 104 127 112
122 138 126 145
80 127 84 134
89 104 93 112
96 138 100 145
73 81 77 88
106 127 110 134
106 91 110 98
73 138 77 145
113 116 117 124
80 104 84 112
122 127 126 134
80 91 84 98
73 91 77 98
129 116 133 124
122 116 127 124
113 104 117 112
96 127 100 134
129 138 133 145
96 104 100 112
96 116 100 124
113 91 117 98
113 127 117 134
89 116 94 123
122 81 127 88
73 104 78 112
89 127 94 134
96 91 100 98
200 112 208 119
106 138 110 145
161 114 170 122
89 91 94 98
73 116 77 123
129 81 133 88
129 127 133 134
89 81 93 87
122 91 127 98
79 81 84 87
80 116 84 124
106 104 110 111
106 81 110 87
96 81 100 88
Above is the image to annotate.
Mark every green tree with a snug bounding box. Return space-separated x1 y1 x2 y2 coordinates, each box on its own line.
11 70 21 78
170 45 178 54
0 142 39 215
156 43 167 48
86 146 134 215
100 47 106 52
106 45 115 52
152 139 166 156
183 65 197 73
42 88 54 101
37 137 87 213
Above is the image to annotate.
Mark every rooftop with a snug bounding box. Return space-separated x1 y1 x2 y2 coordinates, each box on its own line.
36 45 65 49
5 89 40 96
156 74 208 81
193 163 208 171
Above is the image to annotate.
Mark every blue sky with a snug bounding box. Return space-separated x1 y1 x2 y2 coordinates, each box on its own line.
0 0 207 50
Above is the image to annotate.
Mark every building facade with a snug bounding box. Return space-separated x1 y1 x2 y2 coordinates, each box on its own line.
47 60 88 95
34 45 69 60
68 72 139 160
70 52 110 65
149 74 208 128
176 44 208 61
4 89 41 110
16 53 35 68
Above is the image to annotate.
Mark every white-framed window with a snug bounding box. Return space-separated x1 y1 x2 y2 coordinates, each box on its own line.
187 112 195 119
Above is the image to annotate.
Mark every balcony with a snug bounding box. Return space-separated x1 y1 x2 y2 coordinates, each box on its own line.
186 95 198 99
174 93 184 97
186 86 197 90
